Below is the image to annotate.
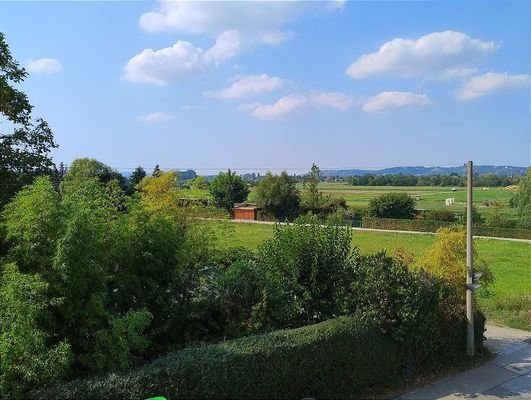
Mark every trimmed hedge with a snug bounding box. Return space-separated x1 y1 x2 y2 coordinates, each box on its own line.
30 317 402 400
362 217 531 239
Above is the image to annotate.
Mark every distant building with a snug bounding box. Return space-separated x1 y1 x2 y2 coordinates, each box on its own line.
233 203 261 220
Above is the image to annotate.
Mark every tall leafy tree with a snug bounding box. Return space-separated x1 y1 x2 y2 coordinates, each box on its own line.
209 170 249 212
301 163 327 214
60 158 126 196
367 193 416 219
254 171 300 221
129 166 146 190
0 32 58 209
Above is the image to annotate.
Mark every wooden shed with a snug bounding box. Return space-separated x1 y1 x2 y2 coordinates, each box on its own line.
233 204 261 220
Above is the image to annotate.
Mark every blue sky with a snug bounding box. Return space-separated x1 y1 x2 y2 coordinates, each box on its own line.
1 0 529 173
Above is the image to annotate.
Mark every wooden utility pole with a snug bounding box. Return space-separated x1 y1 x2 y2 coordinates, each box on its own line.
466 160 474 356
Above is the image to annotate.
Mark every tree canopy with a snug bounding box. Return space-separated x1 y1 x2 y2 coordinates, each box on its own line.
0 32 58 208
254 171 300 221
209 170 249 212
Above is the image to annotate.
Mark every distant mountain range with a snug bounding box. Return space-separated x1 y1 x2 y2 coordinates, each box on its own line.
320 165 528 177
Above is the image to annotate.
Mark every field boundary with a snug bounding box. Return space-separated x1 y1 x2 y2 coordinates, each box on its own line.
204 218 531 244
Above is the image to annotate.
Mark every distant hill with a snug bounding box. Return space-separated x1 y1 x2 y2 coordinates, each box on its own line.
321 165 528 177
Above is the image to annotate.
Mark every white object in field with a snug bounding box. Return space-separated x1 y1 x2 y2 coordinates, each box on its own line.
445 198 455 206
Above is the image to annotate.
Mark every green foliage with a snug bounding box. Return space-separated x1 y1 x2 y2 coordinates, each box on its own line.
423 209 457 222
367 192 416 219
251 216 357 330
254 171 300 220
128 166 146 191
462 204 484 225
2 176 62 274
417 227 493 298
0 33 58 209
60 158 126 197
0 263 72 397
209 170 249 212
511 168 531 226
301 163 326 213
32 316 403 400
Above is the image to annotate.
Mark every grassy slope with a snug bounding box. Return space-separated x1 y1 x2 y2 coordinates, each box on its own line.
207 221 531 330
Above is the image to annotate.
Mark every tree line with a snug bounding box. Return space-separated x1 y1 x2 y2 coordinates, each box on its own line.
347 173 522 187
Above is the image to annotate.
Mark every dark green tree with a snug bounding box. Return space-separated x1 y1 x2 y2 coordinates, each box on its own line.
0 32 58 209
209 170 249 212
129 166 146 190
152 164 161 177
254 171 300 220
367 192 416 219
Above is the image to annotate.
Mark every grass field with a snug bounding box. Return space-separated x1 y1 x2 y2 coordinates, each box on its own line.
313 182 516 215
206 220 531 331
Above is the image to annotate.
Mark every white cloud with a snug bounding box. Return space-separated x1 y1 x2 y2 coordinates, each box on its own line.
25 58 62 75
346 31 499 80
203 30 244 64
241 90 353 119
140 1 308 36
363 92 431 113
181 105 199 111
250 95 307 119
455 72 529 100
138 112 176 122
123 40 206 85
309 91 352 110
208 74 285 99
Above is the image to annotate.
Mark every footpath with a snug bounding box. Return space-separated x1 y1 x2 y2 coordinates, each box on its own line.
399 324 531 399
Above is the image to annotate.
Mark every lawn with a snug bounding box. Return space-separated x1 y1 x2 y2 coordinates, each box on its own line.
314 182 516 215
207 220 531 331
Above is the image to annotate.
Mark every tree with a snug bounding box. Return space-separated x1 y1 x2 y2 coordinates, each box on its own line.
511 168 531 228
254 171 300 220
367 193 416 219
0 263 72 396
417 227 493 297
152 164 161 177
209 170 249 212
136 170 181 214
301 163 326 214
2 176 62 275
60 158 126 196
0 32 58 209
129 166 146 190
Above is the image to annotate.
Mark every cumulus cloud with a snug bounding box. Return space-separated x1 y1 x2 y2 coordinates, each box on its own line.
138 112 176 122
207 74 285 99
25 58 62 74
362 92 431 113
346 31 499 80
139 1 327 36
249 95 307 119
455 72 529 100
308 91 352 110
241 91 353 119
123 32 252 85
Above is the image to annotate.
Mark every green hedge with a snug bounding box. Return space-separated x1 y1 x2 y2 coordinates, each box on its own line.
30 317 403 400
362 217 531 239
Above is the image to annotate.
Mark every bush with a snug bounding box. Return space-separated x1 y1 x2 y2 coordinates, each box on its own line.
31 316 403 400
251 215 357 330
367 193 416 219
423 209 457 222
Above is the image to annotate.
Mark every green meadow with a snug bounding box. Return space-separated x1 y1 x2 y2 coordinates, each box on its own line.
207 220 531 331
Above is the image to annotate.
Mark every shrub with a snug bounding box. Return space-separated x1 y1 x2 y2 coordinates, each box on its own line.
31 316 403 400
367 193 416 219
254 171 300 221
0 263 72 397
423 209 457 222
251 215 357 330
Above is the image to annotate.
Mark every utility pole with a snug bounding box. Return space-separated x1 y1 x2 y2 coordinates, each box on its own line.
466 160 474 356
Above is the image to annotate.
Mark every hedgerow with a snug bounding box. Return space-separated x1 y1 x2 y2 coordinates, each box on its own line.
30 316 402 400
